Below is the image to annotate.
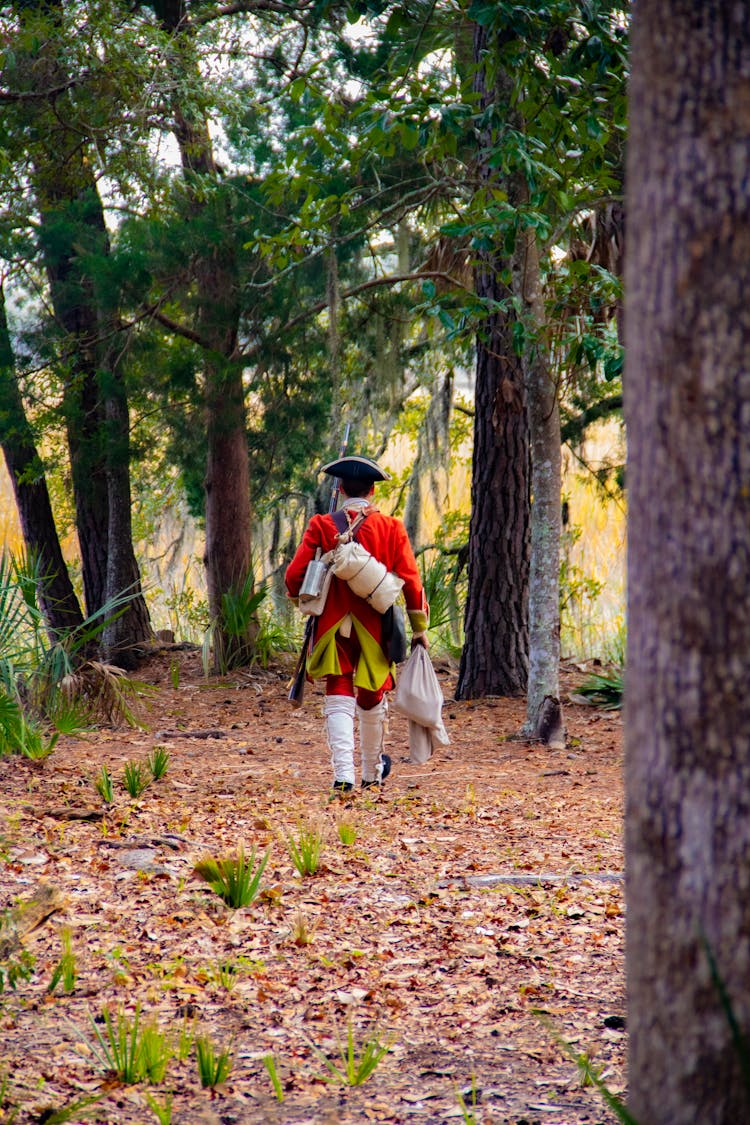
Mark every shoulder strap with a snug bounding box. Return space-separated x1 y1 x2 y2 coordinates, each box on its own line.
331 508 368 540
331 509 349 534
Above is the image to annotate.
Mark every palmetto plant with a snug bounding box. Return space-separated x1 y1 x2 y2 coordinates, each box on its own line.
286 821 325 877
0 552 149 756
193 845 270 908
87 1004 172 1085
418 550 464 657
203 578 268 674
313 1017 393 1087
195 1035 232 1088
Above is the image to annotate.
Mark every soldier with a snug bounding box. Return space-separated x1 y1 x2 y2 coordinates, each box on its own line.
285 455 429 794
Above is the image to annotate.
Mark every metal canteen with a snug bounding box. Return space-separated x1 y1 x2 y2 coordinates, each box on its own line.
299 558 329 601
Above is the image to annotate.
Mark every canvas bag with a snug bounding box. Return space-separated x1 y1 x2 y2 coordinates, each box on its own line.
392 645 450 763
298 558 334 616
328 511 404 613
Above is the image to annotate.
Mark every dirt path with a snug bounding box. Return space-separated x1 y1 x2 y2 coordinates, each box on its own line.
0 651 625 1124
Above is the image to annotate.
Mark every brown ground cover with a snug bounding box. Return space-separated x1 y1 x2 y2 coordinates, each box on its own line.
0 649 625 1125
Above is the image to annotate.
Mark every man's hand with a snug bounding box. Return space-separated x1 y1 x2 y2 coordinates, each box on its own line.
411 632 429 650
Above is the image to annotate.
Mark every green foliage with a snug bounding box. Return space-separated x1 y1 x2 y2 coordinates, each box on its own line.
0 1067 16 1124
419 550 465 658
161 574 209 647
195 1035 232 1088
204 580 268 675
210 958 239 993
123 760 151 799
0 552 149 746
540 1014 637 1125
314 1018 393 1087
286 821 324 877
454 1076 481 1124
94 765 114 804
88 1005 171 1085
193 845 270 908
147 745 170 781
47 928 77 994
252 602 300 667
263 1053 285 1102
574 669 623 711
0 945 35 994
559 522 604 656
145 1091 173 1125
336 814 358 847
26 1095 102 1124
701 935 750 1099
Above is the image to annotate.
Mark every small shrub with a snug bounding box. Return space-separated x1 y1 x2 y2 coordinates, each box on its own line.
0 944 35 994
87 1004 172 1085
337 815 358 847
573 668 624 710
193 845 269 908
123 760 150 798
287 821 324 877
145 1091 173 1125
211 959 239 992
314 1018 393 1087
89 1005 146 1084
195 1035 232 1088
94 766 114 804
47 928 77 994
147 746 170 781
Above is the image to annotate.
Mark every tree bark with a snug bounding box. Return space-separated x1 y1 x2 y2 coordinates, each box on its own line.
455 282 529 698
153 0 255 669
516 227 564 745
626 5 750 1122
37 185 110 619
101 365 152 668
0 285 84 637
18 0 151 656
456 21 530 700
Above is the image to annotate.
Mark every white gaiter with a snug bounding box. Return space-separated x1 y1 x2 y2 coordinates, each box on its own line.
358 698 387 784
324 696 356 786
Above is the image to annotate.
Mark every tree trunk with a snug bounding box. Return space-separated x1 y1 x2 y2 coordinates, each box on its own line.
626 5 750 1122
0 286 84 637
154 0 254 668
101 365 152 668
204 359 254 669
37 190 110 619
456 21 530 700
456 289 529 698
22 0 151 651
516 227 564 746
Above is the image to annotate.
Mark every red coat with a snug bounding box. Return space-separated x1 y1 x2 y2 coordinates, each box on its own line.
285 504 428 687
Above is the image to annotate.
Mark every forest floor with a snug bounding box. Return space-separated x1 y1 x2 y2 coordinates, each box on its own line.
0 647 625 1125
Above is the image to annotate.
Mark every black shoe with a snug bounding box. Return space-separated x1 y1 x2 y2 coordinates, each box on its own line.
362 754 391 789
331 780 354 795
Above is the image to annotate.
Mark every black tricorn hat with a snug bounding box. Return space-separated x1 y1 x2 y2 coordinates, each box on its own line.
321 455 391 483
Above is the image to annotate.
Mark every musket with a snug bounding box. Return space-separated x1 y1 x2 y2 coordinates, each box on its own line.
288 423 350 707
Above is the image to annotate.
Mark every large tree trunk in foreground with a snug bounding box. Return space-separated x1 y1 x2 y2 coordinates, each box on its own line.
625 5 750 1122
0 286 84 636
